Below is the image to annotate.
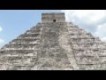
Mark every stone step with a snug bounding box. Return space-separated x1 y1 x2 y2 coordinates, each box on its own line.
0 52 37 57
72 43 106 48
26 25 42 33
0 50 35 55
72 41 101 44
73 48 99 51
69 33 94 38
7 65 36 70
17 36 40 40
72 46 100 50
69 30 86 34
73 46 106 50
26 29 41 33
19 33 40 38
10 41 39 44
27 28 42 33
4 44 36 48
12 38 39 42
74 50 99 57
98 64 106 70
70 35 95 39
0 49 35 54
78 64 101 70
98 50 106 56
0 56 37 68
0 48 35 51
75 56 99 65
25 32 40 34
0 55 37 60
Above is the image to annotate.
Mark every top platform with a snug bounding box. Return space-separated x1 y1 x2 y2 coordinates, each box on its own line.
42 13 66 23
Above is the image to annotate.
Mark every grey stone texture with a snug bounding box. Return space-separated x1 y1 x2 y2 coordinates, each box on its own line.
0 13 106 70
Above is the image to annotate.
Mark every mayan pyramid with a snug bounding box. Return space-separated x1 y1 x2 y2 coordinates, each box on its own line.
0 12 106 70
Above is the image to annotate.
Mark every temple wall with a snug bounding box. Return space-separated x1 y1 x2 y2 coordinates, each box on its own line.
42 13 65 23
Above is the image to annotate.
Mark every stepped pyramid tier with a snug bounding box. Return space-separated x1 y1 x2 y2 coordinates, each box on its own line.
0 13 106 70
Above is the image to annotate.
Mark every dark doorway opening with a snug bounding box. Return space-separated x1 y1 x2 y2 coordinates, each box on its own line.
53 19 56 22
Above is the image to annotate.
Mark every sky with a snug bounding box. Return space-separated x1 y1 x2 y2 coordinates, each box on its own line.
0 10 106 48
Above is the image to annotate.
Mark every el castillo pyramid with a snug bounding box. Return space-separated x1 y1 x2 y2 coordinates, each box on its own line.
0 12 106 70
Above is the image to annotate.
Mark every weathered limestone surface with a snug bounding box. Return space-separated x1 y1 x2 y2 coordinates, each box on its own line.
0 13 106 70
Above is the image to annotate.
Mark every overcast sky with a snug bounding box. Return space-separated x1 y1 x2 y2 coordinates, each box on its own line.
0 10 106 48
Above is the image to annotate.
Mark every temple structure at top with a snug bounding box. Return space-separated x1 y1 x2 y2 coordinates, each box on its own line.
42 13 65 23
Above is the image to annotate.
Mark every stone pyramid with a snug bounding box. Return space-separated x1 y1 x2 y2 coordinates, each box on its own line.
0 13 106 70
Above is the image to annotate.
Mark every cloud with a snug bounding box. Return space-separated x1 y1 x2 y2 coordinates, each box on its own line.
94 23 106 41
0 39 4 43
101 37 106 42
61 10 106 24
0 39 5 48
61 10 106 41
0 25 4 48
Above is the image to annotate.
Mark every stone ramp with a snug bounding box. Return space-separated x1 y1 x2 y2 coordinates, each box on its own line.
35 23 74 70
